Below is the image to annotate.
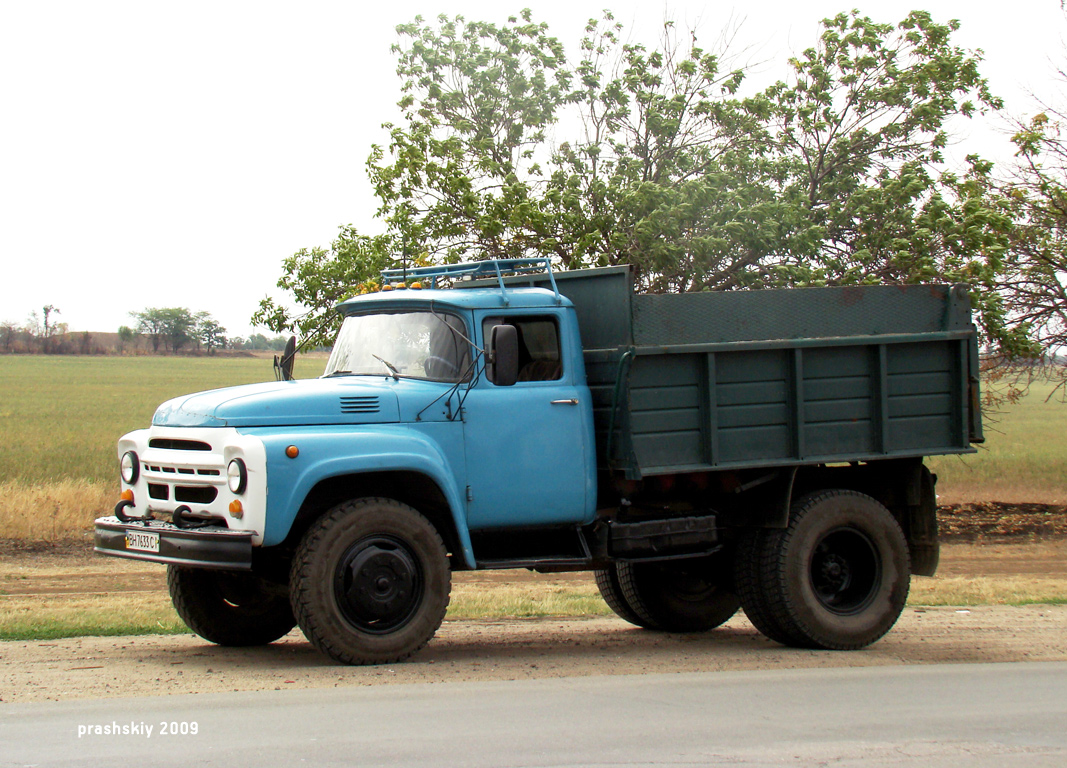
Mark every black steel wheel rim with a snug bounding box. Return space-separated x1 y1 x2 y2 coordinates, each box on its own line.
334 536 423 634
809 526 882 615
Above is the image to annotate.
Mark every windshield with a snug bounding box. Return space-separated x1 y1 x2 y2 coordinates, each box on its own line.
323 311 472 383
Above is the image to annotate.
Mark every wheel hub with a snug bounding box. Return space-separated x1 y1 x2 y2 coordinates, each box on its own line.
810 527 881 615
335 538 422 633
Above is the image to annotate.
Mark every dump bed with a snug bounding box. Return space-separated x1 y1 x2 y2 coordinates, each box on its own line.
511 266 983 480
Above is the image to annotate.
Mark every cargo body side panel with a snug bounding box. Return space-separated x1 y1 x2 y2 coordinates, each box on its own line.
578 283 981 479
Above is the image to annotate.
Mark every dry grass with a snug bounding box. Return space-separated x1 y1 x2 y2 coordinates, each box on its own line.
0 479 112 540
448 581 611 619
0 593 187 641
908 575 1067 606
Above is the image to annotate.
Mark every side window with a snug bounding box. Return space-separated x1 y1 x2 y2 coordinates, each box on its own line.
483 316 563 382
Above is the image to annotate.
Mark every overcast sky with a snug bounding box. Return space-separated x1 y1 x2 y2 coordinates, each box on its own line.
2 1 1065 340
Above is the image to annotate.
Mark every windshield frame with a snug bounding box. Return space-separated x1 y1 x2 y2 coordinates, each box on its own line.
322 309 473 384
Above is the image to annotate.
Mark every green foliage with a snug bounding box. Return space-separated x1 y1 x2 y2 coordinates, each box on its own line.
998 111 1067 367
193 311 227 354
257 8 1029 356
252 225 392 348
240 333 294 352
131 307 226 354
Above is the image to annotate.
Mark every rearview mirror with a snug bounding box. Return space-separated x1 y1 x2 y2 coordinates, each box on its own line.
274 335 297 381
489 325 518 386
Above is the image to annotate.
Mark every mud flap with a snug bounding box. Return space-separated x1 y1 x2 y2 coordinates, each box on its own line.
908 466 940 577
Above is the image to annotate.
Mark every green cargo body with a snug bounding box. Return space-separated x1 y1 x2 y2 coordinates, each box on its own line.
498 266 982 480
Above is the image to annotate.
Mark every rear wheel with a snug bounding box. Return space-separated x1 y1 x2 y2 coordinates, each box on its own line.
594 566 656 628
743 490 910 650
614 555 740 633
733 529 806 646
290 497 451 665
167 566 295 646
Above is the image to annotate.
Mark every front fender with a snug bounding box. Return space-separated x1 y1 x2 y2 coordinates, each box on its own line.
241 425 475 568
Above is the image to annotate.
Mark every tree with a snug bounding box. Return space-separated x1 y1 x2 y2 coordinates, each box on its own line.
752 11 1024 355
257 9 1020 354
41 305 60 353
194 313 227 354
131 307 196 354
132 308 166 352
117 325 136 354
0 321 17 354
991 109 1067 394
252 225 392 347
159 308 194 353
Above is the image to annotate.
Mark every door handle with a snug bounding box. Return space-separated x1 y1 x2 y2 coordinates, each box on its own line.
551 398 579 405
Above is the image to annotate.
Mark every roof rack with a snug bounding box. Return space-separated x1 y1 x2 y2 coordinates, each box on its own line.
380 258 561 306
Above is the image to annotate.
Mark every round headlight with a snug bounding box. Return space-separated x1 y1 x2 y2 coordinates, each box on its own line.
120 451 139 484
227 458 247 494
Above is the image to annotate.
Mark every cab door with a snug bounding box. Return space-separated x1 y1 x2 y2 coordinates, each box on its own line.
462 311 593 530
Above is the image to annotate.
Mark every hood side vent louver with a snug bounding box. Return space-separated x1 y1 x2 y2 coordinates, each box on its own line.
340 396 381 414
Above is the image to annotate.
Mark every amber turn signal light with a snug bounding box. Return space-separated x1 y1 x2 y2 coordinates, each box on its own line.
285 445 299 458
229 500 243 518
120 489 134 502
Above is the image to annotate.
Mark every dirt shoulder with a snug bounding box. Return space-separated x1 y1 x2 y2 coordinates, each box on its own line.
2 606 1065 704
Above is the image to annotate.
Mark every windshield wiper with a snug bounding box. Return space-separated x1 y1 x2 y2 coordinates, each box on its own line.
323 370 353 378
372 354 400 381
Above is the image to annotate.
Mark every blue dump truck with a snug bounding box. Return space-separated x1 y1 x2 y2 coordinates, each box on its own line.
95 259 983 664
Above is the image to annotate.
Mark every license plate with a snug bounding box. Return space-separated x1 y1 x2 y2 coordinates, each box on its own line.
126 530 160 553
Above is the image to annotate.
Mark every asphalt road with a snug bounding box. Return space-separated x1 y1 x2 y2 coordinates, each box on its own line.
3 662 1066 767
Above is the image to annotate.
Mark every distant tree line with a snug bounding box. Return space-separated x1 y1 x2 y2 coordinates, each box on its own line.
0 305 294 355
128 307 228 354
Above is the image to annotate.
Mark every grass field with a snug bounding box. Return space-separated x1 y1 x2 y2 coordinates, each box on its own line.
0 355 325 484
0 355 1064 539
927 380 1067 504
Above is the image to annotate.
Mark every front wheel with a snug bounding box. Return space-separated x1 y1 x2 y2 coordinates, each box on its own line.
742 490 910 650
290 497 451 665
167 566 296 646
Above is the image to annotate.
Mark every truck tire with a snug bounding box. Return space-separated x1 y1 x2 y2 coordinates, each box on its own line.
594 567 657 628
733 529 807 646
615 556 740 633
753 490 910 650
290 497 451 665
167 566 296 646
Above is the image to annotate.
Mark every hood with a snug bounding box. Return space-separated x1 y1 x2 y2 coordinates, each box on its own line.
152 379 402 428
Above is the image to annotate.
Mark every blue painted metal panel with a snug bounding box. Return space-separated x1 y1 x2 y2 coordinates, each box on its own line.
462 306 596 529
153 379 402 428
239 424 476 567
